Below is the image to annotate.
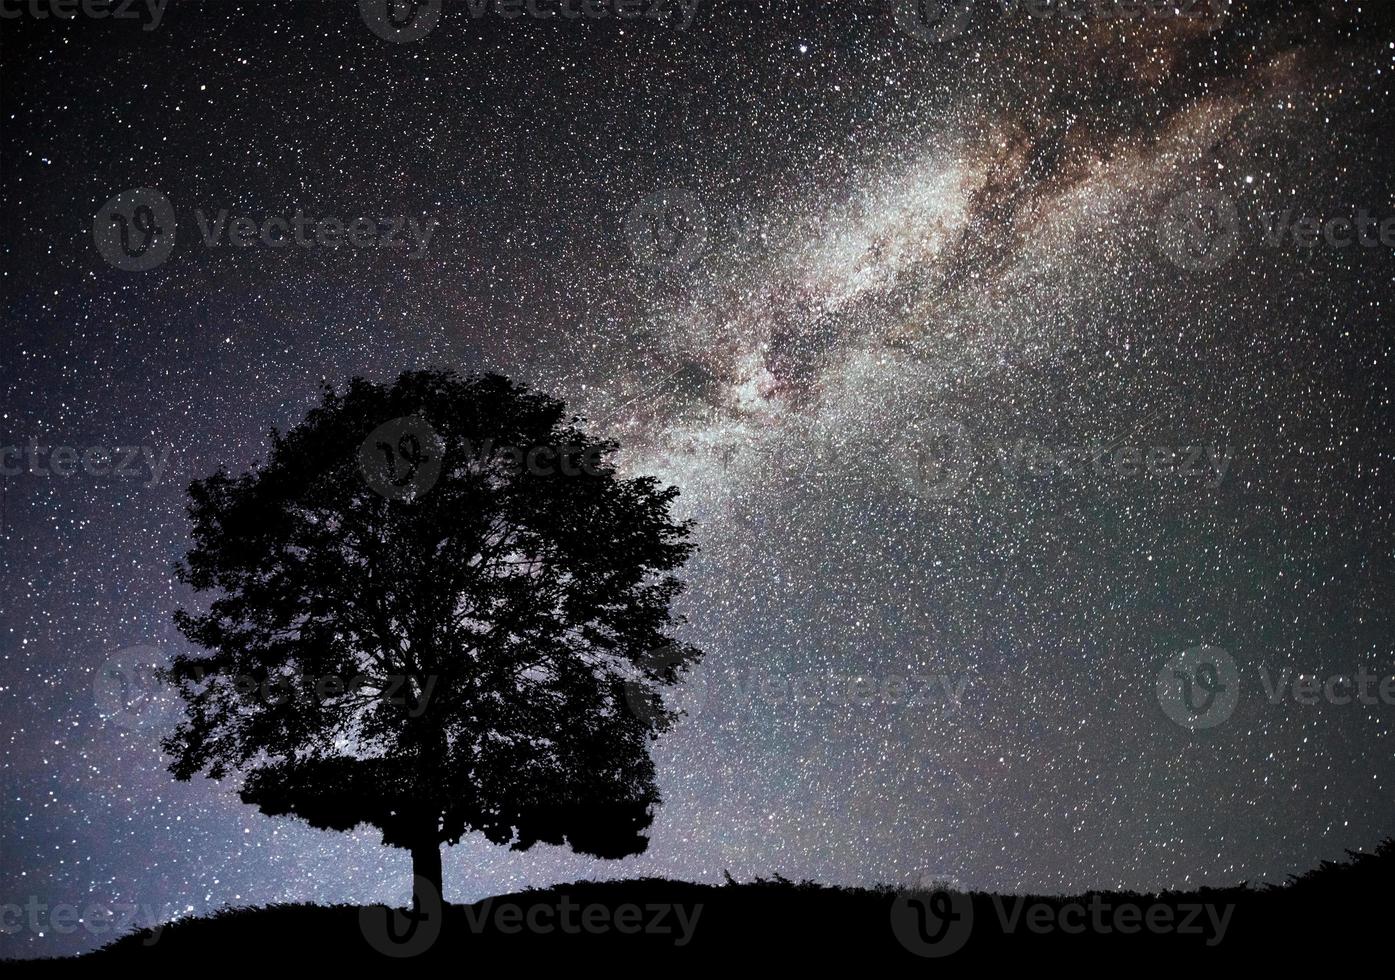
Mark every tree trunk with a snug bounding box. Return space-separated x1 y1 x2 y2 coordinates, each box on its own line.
411 839 442 912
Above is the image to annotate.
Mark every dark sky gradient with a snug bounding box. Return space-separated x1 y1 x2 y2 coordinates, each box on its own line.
2 0 1394 958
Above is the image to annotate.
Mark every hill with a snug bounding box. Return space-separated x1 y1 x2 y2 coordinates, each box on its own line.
9 839 1392 969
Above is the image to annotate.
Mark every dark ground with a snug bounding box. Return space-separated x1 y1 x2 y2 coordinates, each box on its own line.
6 839 1391 969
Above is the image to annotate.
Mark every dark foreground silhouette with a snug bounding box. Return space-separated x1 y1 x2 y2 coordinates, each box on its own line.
12 840 1392 970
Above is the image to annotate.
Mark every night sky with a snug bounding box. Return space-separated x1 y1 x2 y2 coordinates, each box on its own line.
3 0 1395 959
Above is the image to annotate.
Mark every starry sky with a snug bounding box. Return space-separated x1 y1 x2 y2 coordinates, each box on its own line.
2 0 1394 959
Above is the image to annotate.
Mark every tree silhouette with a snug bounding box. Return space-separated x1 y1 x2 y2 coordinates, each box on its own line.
162 370 701 909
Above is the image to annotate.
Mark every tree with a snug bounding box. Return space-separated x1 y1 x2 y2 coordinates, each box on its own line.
162 370 701 910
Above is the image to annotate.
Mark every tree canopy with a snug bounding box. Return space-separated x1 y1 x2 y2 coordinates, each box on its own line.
163 370 701 903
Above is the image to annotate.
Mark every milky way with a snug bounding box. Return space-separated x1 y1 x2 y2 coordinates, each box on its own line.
2 0 1393 957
